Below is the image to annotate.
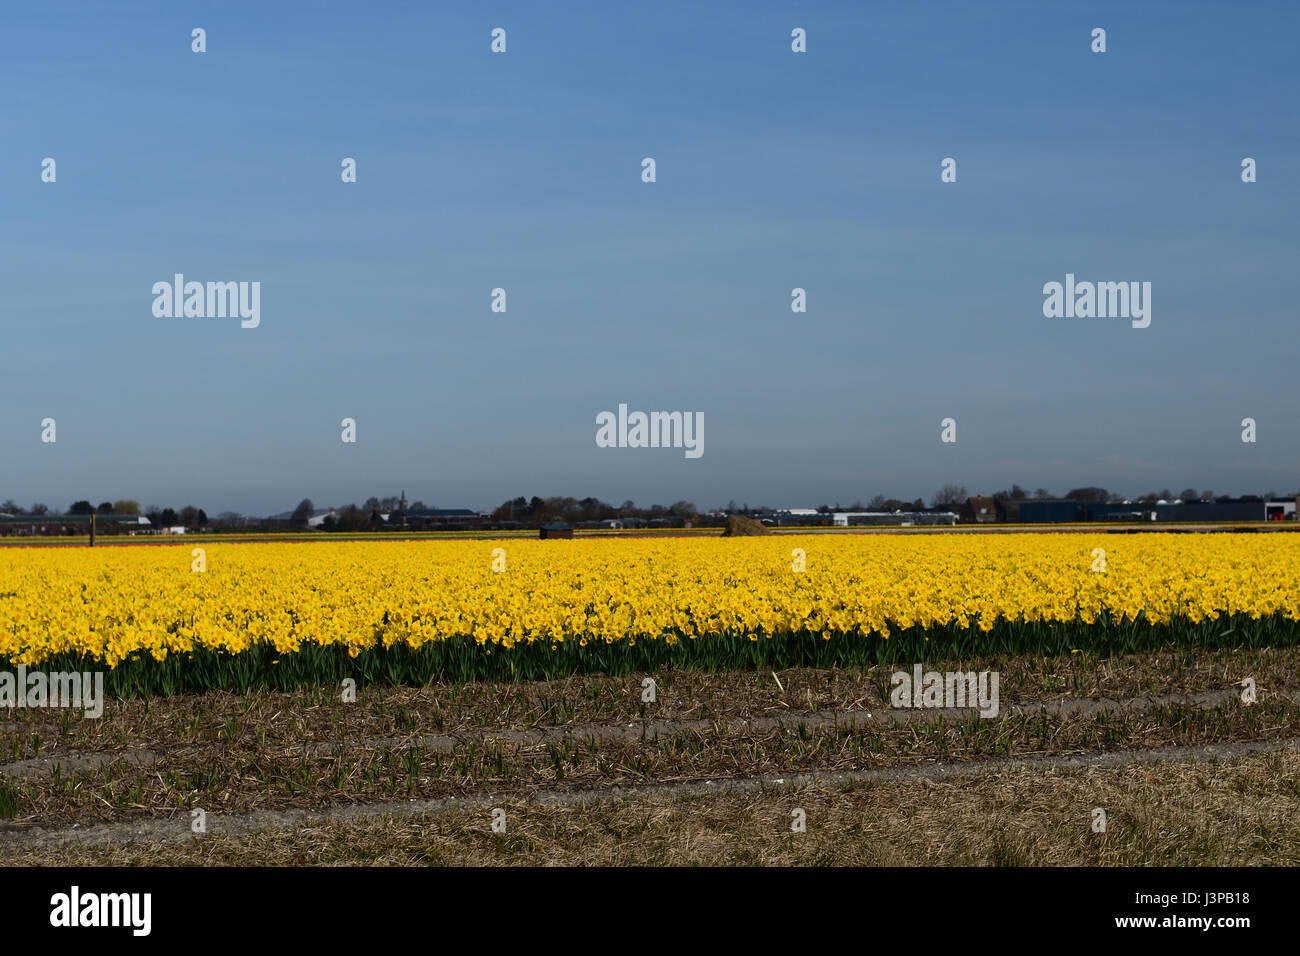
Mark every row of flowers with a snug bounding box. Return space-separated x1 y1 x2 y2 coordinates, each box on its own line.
1 534 1297 666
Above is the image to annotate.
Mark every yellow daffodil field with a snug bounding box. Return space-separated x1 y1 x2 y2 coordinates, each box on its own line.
2 534 1297 692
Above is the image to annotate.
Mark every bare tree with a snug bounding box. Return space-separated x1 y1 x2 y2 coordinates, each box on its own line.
931 485 968 507
1065 487 1109 502
291 499 315 527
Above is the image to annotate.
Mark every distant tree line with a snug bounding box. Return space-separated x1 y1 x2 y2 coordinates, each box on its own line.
491 496 700 525
947 486 1287 505
0 498 210 529
5 484 1293 536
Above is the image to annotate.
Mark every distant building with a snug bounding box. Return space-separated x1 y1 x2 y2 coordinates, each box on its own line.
961 497 998 523
774 508 828 526
1012 500 1142 523
539 524 574 539
1007 497 1281 524
267 508 338 529
647 516 686 529
833 511 957 527
0 513 157 536
1267 498 1297 521
747 509 832 527
395 508 484 529
1154 498 1268 522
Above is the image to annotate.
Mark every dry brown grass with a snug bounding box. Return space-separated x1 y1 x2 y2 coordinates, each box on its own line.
3 645 1289 758
4 746 1297 866
2 646 1296 864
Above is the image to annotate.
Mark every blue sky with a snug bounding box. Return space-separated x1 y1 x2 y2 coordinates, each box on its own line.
2 1 1296 515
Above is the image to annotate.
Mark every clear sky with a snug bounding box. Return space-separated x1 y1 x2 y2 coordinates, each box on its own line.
2 1 1296 515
